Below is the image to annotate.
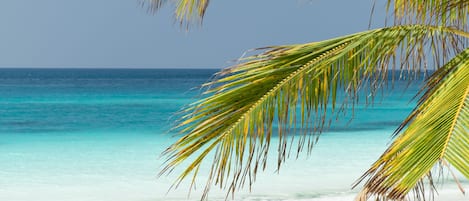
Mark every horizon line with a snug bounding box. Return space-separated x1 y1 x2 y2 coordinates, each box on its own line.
0 67 222 70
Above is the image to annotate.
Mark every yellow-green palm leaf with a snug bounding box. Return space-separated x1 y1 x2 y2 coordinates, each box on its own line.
160 25 468 200
389 0 469 28
141 0 209 25
355 47 469 201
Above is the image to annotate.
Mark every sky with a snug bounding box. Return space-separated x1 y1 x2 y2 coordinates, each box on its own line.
0 0 386 68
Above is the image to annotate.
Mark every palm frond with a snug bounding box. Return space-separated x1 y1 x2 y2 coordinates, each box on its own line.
388 0 469 29
140 0 209 25
160 25 468 200
355 47 469 201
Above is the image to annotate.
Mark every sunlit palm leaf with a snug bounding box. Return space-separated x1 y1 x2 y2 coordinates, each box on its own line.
141 0 209 25
388 0 469 28
355 47 469 201
160 25 469 200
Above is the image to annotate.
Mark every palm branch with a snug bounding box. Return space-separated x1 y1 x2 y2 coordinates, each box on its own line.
140 0 209 25
388 0 469 28
354 46 469 201
159 25 468 200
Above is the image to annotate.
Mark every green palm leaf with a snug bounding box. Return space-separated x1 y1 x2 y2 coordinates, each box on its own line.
160 25 468 200
355 47 469 201
141 0 209 25
388 0 469 28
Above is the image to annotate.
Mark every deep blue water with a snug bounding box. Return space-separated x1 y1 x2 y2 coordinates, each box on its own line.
0 69 217 134
0 68 422 135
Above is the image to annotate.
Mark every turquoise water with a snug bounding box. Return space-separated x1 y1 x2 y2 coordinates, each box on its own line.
0 69 464 201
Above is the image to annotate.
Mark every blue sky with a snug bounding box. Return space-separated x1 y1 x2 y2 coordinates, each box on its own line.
0 0 385 68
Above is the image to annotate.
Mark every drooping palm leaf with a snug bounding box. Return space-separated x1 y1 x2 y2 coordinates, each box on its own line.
140 0 209 25
160 25 468 200
388 0 469 28
355 47 469 201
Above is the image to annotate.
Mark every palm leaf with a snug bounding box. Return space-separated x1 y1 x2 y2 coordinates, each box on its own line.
355 47 469 201
140 0 209 25
388 0 469 29
160 25 468 200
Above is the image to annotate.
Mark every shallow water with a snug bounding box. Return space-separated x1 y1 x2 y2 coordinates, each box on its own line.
0 69 466 200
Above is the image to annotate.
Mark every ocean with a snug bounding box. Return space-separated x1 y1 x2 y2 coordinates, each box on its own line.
0 68 466 201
